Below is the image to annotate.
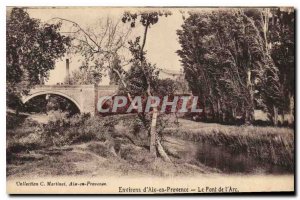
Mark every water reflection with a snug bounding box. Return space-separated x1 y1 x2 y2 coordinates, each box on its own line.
196 142 293 174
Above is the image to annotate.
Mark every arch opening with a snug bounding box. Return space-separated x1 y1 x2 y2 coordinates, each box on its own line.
22 92 81 116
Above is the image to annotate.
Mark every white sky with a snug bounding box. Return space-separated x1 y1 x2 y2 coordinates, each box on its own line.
26 7 185 85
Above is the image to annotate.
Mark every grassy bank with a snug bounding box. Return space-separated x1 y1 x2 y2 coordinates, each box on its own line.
7 113 220 178
165 119 294 171
7 113 294 176
7 112 114 155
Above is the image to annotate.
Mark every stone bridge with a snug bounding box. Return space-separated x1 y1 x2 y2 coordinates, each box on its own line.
21 85 117 115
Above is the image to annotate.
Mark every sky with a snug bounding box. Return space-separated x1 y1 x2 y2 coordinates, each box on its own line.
26 7 186 85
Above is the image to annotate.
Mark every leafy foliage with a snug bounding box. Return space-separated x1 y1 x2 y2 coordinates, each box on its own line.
41 113 115 146
7 8 71 97
177 8 294 125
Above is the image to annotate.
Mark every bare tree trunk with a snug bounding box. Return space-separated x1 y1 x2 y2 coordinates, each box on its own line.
149 106 158 156
16 106 19 116
273 105 278 126
135 20 171 162
262 8 270 54
111 68 136 104
289 92 294 125
94 83 99 116
245 108 254 125
246 68 254 125
157 138 171 162
202 97 207 120
139 23 159 158
281 109 285 125
217 99 221 122
222 111 226 123
232 107 236 122
209 99 216 121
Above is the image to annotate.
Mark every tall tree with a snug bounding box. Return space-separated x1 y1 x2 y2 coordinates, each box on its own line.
56 12 174 161
54 16 131 86
268 8 295 122
7 8 71 98
177 8 293 125
122 10 172 161
177 10 256 123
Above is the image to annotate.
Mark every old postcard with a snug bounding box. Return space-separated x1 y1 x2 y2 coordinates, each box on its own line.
6 7 295 194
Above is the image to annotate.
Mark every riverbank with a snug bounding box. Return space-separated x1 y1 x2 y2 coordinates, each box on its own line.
7 113 294 178
165 118 294 172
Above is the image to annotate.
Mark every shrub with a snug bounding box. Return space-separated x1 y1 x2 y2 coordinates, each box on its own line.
122 113 178 139
6 112 27 129
41 113 117 146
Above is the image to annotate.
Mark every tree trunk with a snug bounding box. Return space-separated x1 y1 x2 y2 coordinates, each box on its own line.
245 108 254 125
201 96 207 121
202 104 207 121
222 112 226 123
140 20 171 162
217 99 221 122
273 105 278 126
94 83 99 116
157 139 171 162
246 66 254 125
232 107 236 123
209 100 216 122
149 106 158 157
280 108 285 125
16 107 19 116
149 105 171 162
289 93 294 125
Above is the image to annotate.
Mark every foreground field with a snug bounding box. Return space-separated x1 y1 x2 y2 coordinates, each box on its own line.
7 113 294 178
7 138 221 179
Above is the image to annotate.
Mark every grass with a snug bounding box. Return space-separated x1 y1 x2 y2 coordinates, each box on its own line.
165 119 294 170
7 113 294 177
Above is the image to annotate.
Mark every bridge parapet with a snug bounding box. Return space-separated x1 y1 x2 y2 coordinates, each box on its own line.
21 84 118 115
27 84 117 89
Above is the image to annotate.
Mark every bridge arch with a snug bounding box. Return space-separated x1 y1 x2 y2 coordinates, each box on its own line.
22 91 82 113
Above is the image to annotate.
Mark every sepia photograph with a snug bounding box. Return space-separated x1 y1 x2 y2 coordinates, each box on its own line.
6 6 295 194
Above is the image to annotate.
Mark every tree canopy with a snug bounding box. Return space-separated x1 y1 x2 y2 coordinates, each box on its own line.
177 8 294 125
7 8 71 97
